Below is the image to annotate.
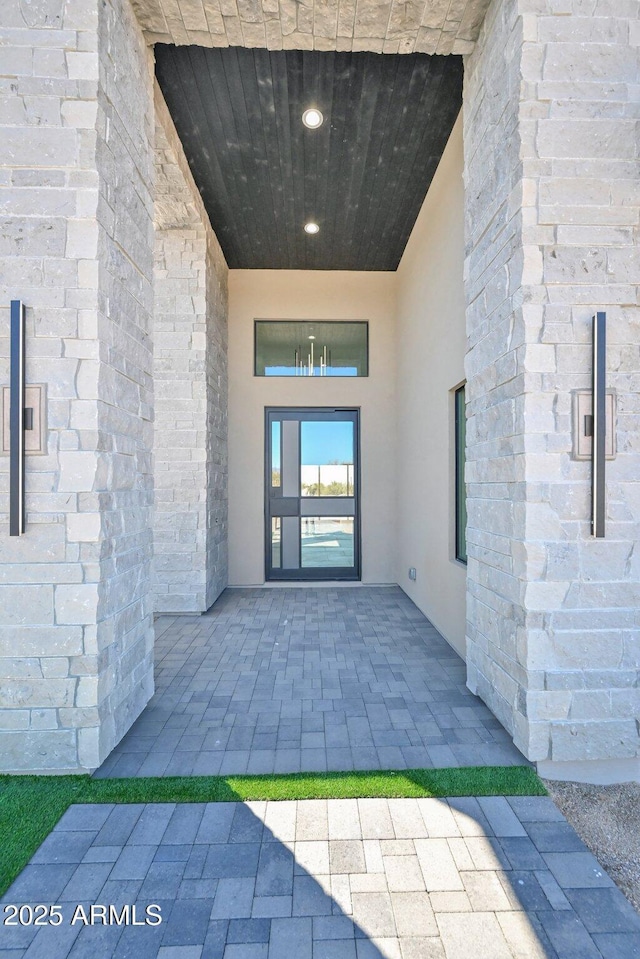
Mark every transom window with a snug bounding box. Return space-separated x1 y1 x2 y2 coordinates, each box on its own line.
255 320 368 377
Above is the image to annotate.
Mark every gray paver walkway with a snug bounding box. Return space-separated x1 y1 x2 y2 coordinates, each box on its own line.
3 797 639 958
95 587 525 778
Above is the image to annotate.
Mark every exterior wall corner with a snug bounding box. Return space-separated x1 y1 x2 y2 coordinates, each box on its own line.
0 0 157 772
462 0 640 774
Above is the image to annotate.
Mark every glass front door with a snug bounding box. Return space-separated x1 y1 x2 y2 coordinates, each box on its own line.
265 408 360 581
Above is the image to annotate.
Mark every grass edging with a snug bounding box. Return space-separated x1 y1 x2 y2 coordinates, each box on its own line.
0 765 545 896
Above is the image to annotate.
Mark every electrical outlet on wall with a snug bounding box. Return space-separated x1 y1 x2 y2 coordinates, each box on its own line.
408 567 416 581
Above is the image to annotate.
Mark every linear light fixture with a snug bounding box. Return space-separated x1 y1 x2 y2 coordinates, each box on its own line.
591 311 606 538
10 299 26 536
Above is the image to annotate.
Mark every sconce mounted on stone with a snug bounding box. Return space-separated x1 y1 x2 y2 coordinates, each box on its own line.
591 311 606 539
4 302 48 536
9 300 25 536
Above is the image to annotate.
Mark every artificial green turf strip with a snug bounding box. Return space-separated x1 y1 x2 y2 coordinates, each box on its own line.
0 766 545 896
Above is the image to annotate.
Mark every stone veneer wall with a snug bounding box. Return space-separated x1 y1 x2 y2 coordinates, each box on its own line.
204 223 229 608
464 0 640 776
2 0 637 779
130 0 489 53
0 0 156 771
153 89 228 614
94 0 156 761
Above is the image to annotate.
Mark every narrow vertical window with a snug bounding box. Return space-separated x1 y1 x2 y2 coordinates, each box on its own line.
272 420 281 487
455 385 467 564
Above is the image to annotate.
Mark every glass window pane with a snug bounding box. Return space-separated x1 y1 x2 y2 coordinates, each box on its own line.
301 517 354 568
271 517 281 568
300 421 354 497
255 321 368 376
455 385 467 564
271 421 281 487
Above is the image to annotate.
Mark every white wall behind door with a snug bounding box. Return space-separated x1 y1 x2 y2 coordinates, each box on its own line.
228 270 397 586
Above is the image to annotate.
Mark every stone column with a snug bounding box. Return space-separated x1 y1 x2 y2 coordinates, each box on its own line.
0 0 155 771
153 89 228 614
463 0 640 780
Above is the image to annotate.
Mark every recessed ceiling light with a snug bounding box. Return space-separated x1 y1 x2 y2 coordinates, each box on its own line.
302 108 323 129
308 335 315 340
304 222 319 235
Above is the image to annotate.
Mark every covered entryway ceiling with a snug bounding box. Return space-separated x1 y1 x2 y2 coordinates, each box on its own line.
155 46 463 269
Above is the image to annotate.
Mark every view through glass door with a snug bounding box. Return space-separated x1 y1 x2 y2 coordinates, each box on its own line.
266 408 360 581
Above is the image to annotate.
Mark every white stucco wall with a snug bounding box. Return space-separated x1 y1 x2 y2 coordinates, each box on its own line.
395 115 467 658
228 271 397 587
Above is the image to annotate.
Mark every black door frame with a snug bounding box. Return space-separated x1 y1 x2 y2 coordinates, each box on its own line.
264 407 361 582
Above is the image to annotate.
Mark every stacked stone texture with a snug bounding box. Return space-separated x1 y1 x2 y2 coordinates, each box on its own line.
130 0 488 53
464 0 640 771
0 0 156 772
2 0 638 777
94 0 157 770
153 89 229 614
204 225 229 609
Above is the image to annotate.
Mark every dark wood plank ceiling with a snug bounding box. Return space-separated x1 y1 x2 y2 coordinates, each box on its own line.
155 46 463 271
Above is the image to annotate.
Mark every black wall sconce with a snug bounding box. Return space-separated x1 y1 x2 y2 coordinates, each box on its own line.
10 300 26 536
591 311 606 539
